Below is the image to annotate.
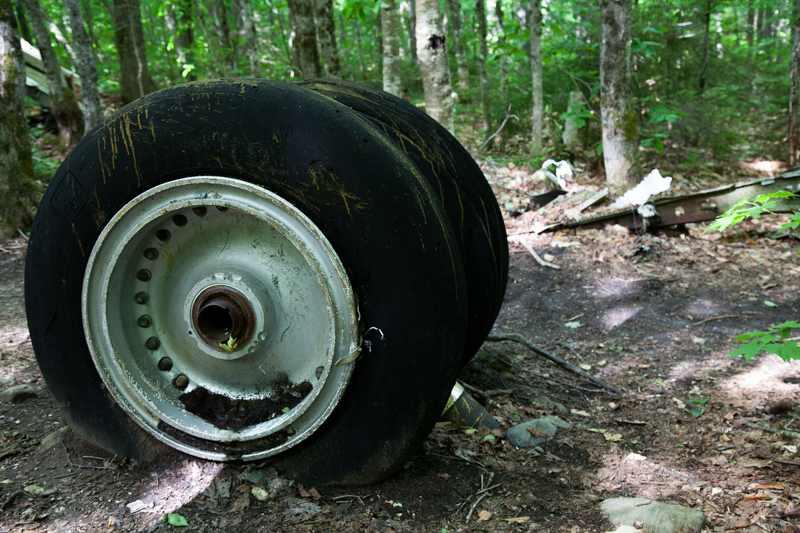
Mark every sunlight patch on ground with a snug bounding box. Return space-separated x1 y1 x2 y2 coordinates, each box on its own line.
596 447 700 500
601 306 640 330
719 354 800 404
590 277 640 299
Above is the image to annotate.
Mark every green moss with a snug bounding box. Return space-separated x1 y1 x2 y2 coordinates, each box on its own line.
621 108 639 142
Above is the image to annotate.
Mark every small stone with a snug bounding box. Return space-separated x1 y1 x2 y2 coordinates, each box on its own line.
251 486 269 501
0 385 37 403
506 416 572 448
601 497 708 533
38 427 68 454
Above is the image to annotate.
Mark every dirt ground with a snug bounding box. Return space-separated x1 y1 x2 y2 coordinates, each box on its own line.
0 163 799 533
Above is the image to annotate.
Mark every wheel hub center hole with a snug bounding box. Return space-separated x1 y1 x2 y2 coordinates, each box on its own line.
197 302 237 342
191 286 256 350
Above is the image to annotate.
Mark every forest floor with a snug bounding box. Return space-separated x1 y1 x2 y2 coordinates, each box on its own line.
0 158 798 533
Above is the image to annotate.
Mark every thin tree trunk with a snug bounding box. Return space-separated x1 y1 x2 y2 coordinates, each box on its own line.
314 0 340 77
113 0 154 104
530 0 543 156
790 1 800 166
407 0 417 65
64 0 103 130
80 0 98 56
415 0 453 133
209 0 232 73
495 0 509 121
165 0 195 79
354 18 366 80
600 0 641 195
12 0 30 42
23 0 84 147
40 7 75 63
381 0 401 95
193 0 223 76
287 0 319 78
562 89 582 154
444 0 468 91
697 0 711 92
476 0 490 134
0 0 35 235
238 0 259 77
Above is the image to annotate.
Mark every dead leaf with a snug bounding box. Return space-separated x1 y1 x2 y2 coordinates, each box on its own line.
298 485 310 498
755 482 785 490
579 363 592 371
504 516 530 523
308 488 321 500
438 473 451 479
604 433 623 442
527 427 550 440
743 494 771 500
616 419 646 425
720 434 731 442
477 510 492 521
571 409 591 417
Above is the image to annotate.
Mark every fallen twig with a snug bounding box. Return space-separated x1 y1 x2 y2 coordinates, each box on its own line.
511 236 560 269
60 438 115 470
474 106 517 155
484 348 605 393
741 420 800 440
775 459 800 466
486 333 621 394
555 342 585 361
693 315 739 326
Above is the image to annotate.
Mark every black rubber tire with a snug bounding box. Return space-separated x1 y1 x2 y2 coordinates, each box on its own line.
25 79 467 485
295 80 508 365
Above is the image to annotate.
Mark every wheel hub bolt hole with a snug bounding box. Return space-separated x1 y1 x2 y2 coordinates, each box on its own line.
192 207 207 217
136 269 151 282
315 366 324 380
158 357 173 371
143 248 159 260
216 206 229 212
172 214 187 227
173 374 189 390
137 315 152 328
134 292 149 305
156 229 171 241
145 337 161 350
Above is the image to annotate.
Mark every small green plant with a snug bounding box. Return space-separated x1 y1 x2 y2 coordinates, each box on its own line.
707 191 800 361
219 336 238 352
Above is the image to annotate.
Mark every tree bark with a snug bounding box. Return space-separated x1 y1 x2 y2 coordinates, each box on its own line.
476 0 490 134
415 0 453 133
112 0 154 104
790 2 800 166
209 0 232 73
287 0 319 78
0 0 34 236
530 0 543 156
64 0 103 130
381 0 401 96
600 0 641 195
495 0 509 120
314 0 340 78
23 0 84 147
444 0 468 90
238 0 259 77
407 0 417 65
697 0 711 92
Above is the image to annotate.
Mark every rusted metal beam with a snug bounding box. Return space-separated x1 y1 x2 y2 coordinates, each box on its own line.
559 169 800 231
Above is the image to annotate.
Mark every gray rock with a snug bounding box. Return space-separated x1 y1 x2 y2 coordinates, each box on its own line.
38 427 68 454
601 497 708 533
0 384 37 403
506 416 572 448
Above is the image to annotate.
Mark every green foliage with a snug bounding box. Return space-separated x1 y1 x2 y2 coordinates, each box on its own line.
707 191 800 361
165 513 189 527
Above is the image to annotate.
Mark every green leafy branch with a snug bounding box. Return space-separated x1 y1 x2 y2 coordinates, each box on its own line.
219 336 238 353
707 190 800 361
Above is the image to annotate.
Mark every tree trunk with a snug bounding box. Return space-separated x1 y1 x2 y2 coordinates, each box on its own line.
0 0 35 235
64 0 103 130
314 0 340 78
530 0 543 156
23 0 84 147
407 0 417 65
697 0 711 92
113 0 154 104
415 0 454 133
80 0 98 56
790 2 800 166
381 0 401 96
165 0 195 79
354 18 366 80
238 0 259 77
193 0 224 76
287 0 319 78
12 0 31 42
209 0 232 73
476 0 490 134
495 0 509 118
444 0 468 90
562 89 582 154
600 0 641 195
